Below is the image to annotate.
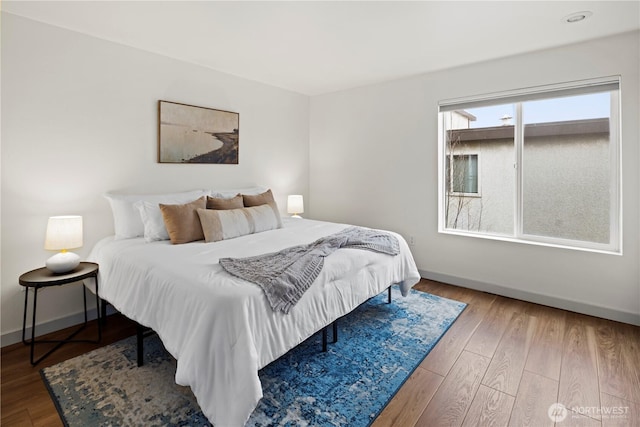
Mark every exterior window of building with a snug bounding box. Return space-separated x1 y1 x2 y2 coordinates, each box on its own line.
447 154 479 195
438 77 620 253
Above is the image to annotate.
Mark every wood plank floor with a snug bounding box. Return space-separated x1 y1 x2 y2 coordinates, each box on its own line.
2 279 639 426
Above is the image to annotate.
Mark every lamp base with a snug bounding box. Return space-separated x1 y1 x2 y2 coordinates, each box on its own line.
290 214 302 219
46 251 80 274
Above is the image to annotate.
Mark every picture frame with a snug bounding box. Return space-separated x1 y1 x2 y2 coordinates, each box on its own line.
158 100 239 164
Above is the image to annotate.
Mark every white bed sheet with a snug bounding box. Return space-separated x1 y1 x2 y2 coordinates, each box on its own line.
88 218 420 426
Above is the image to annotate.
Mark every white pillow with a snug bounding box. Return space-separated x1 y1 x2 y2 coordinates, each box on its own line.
134 194 203 242
105 190 207 240
210 186 268 199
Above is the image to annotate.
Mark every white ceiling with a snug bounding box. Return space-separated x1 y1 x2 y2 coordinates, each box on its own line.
4 1 640 95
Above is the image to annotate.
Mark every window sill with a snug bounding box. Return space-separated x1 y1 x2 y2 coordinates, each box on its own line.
439 228 622 256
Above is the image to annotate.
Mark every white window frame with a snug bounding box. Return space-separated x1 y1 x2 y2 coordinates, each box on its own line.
437 76 622 255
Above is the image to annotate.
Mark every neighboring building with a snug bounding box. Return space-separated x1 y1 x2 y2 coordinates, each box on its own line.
444 112 610 244
450 109 477 129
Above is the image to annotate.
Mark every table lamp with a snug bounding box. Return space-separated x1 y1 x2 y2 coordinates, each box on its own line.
44 215 83 273
287 195 304 218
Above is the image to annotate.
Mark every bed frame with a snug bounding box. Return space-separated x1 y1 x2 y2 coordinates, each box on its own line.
127 286 393 367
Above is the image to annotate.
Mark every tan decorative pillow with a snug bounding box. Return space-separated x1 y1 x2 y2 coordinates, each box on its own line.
206 194 244 210
242 189 275 207
159 197 206 244
197 205 281 243
242 189 282 228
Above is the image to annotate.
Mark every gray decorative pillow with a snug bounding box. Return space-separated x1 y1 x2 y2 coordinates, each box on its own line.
197 205 281 243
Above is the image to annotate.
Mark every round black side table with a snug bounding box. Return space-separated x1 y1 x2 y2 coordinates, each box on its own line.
19 262 101 365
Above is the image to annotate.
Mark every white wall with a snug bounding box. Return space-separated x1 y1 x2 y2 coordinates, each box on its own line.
1 13 310 344
310 31 640 325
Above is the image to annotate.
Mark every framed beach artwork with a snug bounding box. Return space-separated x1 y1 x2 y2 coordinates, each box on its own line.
158 101 239 164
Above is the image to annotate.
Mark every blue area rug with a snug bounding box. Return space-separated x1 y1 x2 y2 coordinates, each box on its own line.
41 287 466 426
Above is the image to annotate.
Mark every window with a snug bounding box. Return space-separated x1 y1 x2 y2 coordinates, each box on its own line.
438 77 621 253
446 154 479 195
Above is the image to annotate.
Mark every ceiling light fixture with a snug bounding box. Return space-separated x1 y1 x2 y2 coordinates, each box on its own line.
563 11 593 23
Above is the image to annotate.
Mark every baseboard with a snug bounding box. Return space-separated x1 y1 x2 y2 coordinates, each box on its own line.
1 305 118 348
420 269 640 326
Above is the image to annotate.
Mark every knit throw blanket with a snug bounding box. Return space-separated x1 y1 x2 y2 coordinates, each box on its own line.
219 226 400 313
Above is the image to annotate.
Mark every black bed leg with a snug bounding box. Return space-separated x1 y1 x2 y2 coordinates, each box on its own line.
332 321 338 343
322 327 328 352
388 286 392 304
322 321 339 351
100 298 108 325
136 323 144 367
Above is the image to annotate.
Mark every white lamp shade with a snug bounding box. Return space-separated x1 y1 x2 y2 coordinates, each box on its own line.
44 216 83 250
287 195 304 215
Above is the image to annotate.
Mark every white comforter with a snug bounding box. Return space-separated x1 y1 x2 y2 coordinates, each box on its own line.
88 218 420 426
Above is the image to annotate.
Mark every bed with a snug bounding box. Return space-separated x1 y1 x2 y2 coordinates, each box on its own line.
88 188 420 426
